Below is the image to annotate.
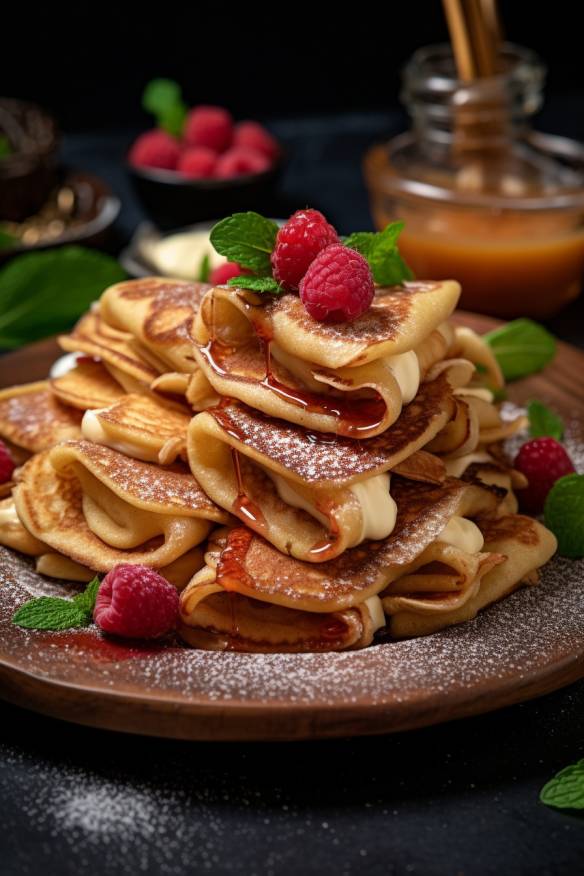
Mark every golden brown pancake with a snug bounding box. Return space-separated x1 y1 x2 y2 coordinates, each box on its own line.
99 278 210 374
81 392 192 465
13 442 228 572
0 382 82 452
51 359 126 410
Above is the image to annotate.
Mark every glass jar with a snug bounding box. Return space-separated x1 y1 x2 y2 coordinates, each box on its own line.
364 44 584 318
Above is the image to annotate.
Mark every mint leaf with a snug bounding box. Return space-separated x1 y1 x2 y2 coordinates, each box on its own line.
210 213 278 274
12 598 89 631
0 246 126 348
227 275 283 294
541 759 584 809
0 135 11 158
528 400 564 441
142 79 186 137
12 575 100 631
484 319 556 381
198 253 211 283
72 575 101 614
344 222 413 285
544 474 584 558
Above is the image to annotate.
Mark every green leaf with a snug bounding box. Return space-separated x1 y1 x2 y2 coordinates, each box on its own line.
12 597 89 631
0 135 12 158
527 400 564 441
198 253 211 283
344 222 414 285
210 213 278 274
0 246 126 348
0 227 17 250
142 79 186 137
541 759 584 809
12 575 100 631
544 474 584 558
72 575 101 614
227 275 284 294
484 319 556 381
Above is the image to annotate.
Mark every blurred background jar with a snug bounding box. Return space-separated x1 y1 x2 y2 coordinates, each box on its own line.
364 43 584 318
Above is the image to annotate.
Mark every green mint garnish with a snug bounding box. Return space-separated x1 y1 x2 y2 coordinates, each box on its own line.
0 135 12 158
344 222 414 285
12 575 101 631
484 319 556 381
527 400 564 441
142 78 187 138
227 275 283 294
198 253 211 283
544 474 584 558
0 246 126 348
541 759 584 810
210 212 278 275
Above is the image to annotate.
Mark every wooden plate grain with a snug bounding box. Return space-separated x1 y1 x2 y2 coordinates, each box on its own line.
1 314 583 741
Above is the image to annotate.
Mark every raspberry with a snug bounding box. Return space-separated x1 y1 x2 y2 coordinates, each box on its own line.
128 130 181 171
94 564 179 639
177 147 217 179
233 121 279 160
184 105 233 152
214 147 270 178
299 244 375 323
271 209 339 291
514 437 576 513
209 262 251 285
0 440 15 484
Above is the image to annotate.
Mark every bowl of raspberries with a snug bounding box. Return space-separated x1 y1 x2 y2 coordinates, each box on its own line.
127 79 283 228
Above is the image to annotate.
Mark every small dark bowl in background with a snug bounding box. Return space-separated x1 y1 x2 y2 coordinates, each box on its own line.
0 98 59 222
127 154 285 230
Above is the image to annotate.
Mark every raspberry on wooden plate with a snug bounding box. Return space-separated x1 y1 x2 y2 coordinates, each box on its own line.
514 437 576 513
94 564 179 639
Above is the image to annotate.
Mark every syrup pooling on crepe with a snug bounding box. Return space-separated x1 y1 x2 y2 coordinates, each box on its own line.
191 281 461 437
13 442 227 572
187 374 455 561
0 381 82 453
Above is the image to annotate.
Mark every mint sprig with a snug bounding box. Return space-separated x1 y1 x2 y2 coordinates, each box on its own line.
210 212 278 275
541 759 584 809
527 400 564 441
344 222 413 285
227 275 283 294
12 575 100 631
198 253 211 283
142 78 187 138
484 319 556 381
544 473 584 558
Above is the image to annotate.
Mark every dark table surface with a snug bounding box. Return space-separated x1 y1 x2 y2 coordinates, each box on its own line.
2 108 584 876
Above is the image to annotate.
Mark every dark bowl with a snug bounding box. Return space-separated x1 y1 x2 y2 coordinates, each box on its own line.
0 98 60 222
127 155 285 230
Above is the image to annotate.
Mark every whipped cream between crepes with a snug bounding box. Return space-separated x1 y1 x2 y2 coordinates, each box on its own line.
81 409 159 463
0 501 20 526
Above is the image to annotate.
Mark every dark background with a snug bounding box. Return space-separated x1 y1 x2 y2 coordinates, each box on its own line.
2 4 582 132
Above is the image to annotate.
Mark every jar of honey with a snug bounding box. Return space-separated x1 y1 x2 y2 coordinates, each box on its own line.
364 44 584 318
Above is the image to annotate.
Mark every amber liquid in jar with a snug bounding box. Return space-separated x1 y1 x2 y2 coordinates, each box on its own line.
364 45 584 318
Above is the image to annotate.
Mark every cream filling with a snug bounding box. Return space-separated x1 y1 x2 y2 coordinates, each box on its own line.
50 352 82 379
444 451 492 478
146 230 223 281
364 595 386 633
270 470 397 546
81 409 159 463
271 345 420 405
0 502 20 526
436 516 484 554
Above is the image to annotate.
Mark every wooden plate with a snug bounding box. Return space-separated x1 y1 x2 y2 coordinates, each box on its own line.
1 315 583 741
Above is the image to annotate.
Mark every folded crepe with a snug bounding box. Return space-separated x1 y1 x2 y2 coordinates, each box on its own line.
13 441 228 573
81 392 192 465
384 515 557 637
51 358 127 410
190 281 461 436
188 373 457 561
0 381 82 453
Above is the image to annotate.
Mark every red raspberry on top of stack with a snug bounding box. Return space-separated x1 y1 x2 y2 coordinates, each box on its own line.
271 209 340 290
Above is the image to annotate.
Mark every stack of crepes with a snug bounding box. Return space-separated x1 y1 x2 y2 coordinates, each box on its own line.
0 276 557 651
